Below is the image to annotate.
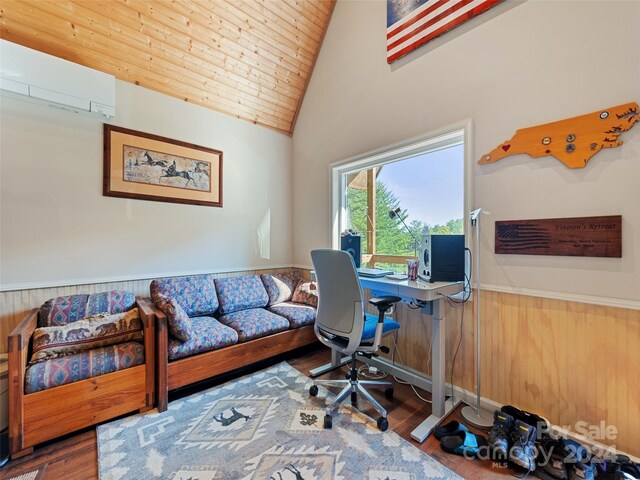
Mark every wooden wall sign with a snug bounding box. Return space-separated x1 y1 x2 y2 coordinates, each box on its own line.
495 215 621 257
479 102 639 168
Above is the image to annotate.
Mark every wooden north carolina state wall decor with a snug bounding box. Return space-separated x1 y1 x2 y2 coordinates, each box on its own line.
479 102 639 168
495 215 621 257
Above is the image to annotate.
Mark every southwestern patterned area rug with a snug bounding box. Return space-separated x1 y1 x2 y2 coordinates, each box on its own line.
97 362 462 480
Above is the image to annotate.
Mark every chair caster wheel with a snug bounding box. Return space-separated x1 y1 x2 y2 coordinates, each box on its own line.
351 392 357 404
377 416 389 432
324 415 333 429
385 387 394 400
309 385 319 396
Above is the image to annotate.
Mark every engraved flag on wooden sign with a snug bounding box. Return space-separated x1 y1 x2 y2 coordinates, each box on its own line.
495 216 622 257
387 0 504 63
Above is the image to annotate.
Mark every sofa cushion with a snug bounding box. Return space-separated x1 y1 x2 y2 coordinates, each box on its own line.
24 341 145 394
268 302 316 329
151 274 218 317
38 290 136 327
168 316 238 361
218 308 289 342
291 280 319 308
153 293 194 342
214 275 269 314
260 271 299 306
31 309 143 363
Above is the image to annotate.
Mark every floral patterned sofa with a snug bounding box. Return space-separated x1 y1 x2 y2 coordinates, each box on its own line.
148 270 318 411
8 291 155 458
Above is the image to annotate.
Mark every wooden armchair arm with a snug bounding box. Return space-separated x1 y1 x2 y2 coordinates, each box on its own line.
136 298 169 412
136 298 156 329
8 308 38 455
8 308 37 351
136 298 157 410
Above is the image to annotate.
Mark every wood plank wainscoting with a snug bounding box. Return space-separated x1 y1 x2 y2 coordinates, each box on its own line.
360 288 639 457
1 272 638 456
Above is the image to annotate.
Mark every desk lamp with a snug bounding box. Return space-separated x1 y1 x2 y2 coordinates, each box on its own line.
388 207 418 257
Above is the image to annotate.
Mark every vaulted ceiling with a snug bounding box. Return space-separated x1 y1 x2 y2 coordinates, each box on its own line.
0 0 335 134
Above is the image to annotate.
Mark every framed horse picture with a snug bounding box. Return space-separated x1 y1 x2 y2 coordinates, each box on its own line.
103 125 223 207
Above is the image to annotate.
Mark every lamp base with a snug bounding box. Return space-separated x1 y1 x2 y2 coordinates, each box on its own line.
461 405 494 430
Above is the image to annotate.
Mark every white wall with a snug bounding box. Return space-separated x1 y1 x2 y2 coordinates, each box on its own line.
293 0 640 303
0 80 292 289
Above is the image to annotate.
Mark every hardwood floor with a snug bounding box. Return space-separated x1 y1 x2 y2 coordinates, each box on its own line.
0 346 512 479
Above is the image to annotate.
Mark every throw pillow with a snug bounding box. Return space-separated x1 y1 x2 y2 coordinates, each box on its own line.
31 308 143 363
153 293 194 342
260 271 299 305
291 280 319 308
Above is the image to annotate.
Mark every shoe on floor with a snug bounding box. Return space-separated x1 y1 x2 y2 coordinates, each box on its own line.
595 455 633 480
618 463 640 480
569 460 596 480
488 410 513 460
501 404 549 433
509 420 537 471
440 430 489 458
536 437 568 480
434 421 468 440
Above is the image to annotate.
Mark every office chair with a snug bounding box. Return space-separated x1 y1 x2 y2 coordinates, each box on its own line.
309 249 401 431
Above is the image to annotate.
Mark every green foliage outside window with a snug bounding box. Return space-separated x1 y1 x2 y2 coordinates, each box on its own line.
346 179 462 263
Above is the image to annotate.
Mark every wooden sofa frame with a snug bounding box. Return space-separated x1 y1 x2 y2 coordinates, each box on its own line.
144 299 318 412
8 299 155 459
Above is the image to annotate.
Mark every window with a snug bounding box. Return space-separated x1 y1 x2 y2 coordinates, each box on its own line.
331 124 471 271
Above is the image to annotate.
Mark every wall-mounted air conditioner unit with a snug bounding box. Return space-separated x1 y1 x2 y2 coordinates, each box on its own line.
0 39 115 119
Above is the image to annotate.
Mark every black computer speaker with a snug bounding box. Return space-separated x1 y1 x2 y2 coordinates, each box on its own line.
430 235 465 282
340 230 361 268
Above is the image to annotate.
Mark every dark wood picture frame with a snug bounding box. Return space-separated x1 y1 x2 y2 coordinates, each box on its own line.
103 124 223 207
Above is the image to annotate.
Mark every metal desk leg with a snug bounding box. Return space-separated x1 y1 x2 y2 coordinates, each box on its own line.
431 299 445 417
410 298 460 442
309 348 351 378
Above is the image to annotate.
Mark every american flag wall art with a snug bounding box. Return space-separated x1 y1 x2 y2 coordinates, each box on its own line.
387 0 504 63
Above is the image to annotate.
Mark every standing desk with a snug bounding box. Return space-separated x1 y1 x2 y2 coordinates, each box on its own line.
310 276 464 443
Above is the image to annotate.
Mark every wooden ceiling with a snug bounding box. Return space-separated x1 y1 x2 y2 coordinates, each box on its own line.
0 0 335 134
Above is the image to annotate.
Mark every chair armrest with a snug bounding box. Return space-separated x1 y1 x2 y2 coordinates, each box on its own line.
369 296 401 316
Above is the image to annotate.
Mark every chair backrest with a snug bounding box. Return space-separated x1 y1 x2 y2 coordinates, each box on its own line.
310 249 365 355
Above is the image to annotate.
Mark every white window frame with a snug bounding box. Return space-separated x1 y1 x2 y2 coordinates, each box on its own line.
330 119 474 251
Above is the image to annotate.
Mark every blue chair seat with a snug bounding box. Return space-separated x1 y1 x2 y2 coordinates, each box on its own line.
362 313 400 341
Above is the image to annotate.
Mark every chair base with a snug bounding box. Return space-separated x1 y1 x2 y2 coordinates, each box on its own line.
310 356 393 431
